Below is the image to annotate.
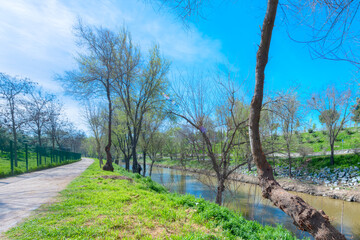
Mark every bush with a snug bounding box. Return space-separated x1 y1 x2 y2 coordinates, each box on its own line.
298 145 314 158
346 129 354 135
308 129 313 133
322 130 327 135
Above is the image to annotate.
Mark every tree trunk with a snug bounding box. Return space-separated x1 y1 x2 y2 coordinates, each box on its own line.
103 90 114 172
330 144 335 165
215 177 225 206
143 150 146 177
10 103 18 167
288 151 292 178
125 156 130 171
38 129 42 147
132 144 138 173
149 160 155 177
248 0 345 239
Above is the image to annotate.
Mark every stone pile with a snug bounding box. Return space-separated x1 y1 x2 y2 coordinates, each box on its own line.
237 164 360 188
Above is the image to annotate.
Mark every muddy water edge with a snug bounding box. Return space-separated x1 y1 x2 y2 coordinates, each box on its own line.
146 165 360 240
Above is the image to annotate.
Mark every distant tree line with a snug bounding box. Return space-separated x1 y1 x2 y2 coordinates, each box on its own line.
0 73 85 165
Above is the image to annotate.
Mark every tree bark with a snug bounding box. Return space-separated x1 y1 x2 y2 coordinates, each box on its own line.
288 151 292 178
132 144 138 173
248 0 345 239
149 160 155 177
143 150 146 177
103 89 114 172
215 177 225 205
330 143 335 165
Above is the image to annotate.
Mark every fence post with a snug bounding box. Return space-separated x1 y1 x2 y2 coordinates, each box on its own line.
25 144 28 172
10 140 14 174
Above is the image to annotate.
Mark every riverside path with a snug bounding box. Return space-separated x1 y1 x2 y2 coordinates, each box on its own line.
0 158 93 234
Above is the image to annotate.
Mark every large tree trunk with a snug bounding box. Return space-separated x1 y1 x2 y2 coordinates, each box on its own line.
215 177 225 206
103 91 114 172
248 0 345 239
132 144 138 173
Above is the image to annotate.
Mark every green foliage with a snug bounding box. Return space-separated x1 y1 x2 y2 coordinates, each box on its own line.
6 160 299 240
319 109 340 127
306 154 360 170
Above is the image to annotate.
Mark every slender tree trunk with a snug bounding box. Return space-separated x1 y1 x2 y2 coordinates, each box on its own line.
330 143 335 165
11 122 18 167
38 129 42 147
248 1 345 239
10 102 18 167
103 90 114 172
288 151 292 178
143 150 146 177
149 160 155 177
132 144 138 173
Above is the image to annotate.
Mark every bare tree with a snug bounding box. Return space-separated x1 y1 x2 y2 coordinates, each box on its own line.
83 102 106 167
0 73 33 166
308 86 352 165
26 89 55 147
272 90 301 177
170 72 248 205
46 100 63 150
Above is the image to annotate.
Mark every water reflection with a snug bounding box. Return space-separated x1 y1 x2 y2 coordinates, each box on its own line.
147 166 360 240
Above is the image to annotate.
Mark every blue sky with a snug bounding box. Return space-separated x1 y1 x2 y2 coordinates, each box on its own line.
0 0 358 133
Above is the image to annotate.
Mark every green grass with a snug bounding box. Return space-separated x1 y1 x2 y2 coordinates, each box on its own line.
298 127 360 152
0 150 80 178
5 160 299 240
273 154 360 174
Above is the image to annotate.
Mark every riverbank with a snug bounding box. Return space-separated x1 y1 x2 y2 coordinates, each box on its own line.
151 163 360 203
4 160 298 240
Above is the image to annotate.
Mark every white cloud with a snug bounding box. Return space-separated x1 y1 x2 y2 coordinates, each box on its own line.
0 0 224 133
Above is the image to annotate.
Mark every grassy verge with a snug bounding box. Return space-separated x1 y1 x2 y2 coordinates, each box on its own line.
5 160 298 240
0 152 80 178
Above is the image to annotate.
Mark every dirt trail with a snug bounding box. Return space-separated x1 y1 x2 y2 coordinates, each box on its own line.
0 158 93 234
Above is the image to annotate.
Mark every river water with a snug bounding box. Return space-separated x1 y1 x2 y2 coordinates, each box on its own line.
145 165 360 240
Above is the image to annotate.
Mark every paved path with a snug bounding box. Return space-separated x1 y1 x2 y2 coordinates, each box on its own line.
0 158 93 234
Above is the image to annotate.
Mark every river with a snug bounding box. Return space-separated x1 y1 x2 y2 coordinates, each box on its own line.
145 165 360 239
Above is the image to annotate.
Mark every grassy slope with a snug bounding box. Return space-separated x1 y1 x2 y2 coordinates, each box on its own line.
274 154 360 173
5 160 298 240
296 127 360 152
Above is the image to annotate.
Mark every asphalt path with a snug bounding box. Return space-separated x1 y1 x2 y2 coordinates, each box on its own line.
0 158 93 234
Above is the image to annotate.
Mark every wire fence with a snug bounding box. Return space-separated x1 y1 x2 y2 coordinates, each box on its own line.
0 140 81 178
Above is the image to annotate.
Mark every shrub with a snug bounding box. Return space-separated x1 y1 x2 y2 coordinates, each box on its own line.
298 146 314 158
308 129 313 133
346 129 354 135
